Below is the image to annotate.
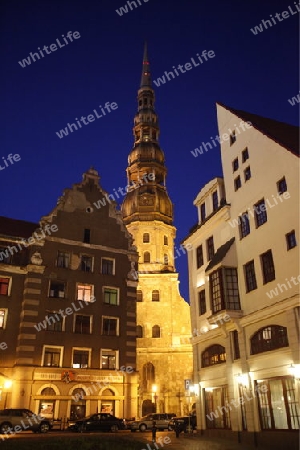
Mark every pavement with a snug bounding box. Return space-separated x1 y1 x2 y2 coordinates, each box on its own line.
137 431 271 450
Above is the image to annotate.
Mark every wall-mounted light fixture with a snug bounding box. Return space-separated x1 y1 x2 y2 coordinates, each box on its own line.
289 364 300 380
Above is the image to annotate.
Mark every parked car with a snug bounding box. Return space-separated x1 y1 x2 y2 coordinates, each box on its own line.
128 413 176 432
68 413 126 432
168 415 197 433
0 408 53 434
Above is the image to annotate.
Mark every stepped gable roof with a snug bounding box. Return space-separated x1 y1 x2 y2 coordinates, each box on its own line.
217 102 299 157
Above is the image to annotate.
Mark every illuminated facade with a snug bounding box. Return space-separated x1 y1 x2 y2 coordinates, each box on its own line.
182 104 300 449
122 45 193 417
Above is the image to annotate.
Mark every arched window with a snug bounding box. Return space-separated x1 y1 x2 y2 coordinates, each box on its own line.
41 387 56 396
152 290 159 302
144 252 150 263
164 254 168 265
143 233 150 243
39 387 56 419
142 362 155 391
201 345 226 368
136 325 143 338
152 325 160 338
250 325 288 355
136 290 143 302
164 236 168 245
70 388 86 420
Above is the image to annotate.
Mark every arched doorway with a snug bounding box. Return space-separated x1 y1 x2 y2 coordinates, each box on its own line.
142 399 155 416
70 388 86 420
101 388 115 415
39 387 56 419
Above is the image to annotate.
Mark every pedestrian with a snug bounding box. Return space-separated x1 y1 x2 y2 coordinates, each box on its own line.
174 421 181 438
152 420 157 443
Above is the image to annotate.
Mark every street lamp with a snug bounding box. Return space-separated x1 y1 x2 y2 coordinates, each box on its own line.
0 375 13 409
152 384 158 412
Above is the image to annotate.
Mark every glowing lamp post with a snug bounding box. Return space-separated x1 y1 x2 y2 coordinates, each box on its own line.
152 384 158 412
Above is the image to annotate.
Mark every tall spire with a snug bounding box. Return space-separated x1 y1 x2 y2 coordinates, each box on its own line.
140 41 151 88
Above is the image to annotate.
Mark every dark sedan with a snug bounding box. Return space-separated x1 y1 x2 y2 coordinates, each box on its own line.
68 413 126 433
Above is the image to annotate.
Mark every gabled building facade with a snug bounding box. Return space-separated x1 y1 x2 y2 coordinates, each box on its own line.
0 168 138 421
183 104 299 449
122 45 193 417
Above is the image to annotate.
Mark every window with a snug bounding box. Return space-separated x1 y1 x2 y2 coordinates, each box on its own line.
102 316 119 336
152 325 160 338
205 386 231 429
43 346 62 367
212 191 218 211
57 251 70 268
251 325 288 354
0 278 10 296
244 166 251 181
101 258 114 275
232 158 239 171
200 203 206 222
83 229 90 243
232 330 240 360
277 177 287 194
254 199 267 227
286 230 297 250
136 325 143 338
81 255 93 272
230 131 236 145
77 284 93 302
136 290 143 302
49 281 65 298
143 233 150 243
260 250 275 284
152 290 160 302
242 147 249 162
0 248 12 265
164 235 168 245
103 287 118 305
74 315 91 334
206 236 214 261
202 344 226 367
234 176 241 191
239 213 250 238
72 349 89 368
210 268 241 313
101 349 117 369
163 254 168 265
198 290 206 315
196 245 204 268
144 252 150 263
0 309 7 329
46 312 62 332
244 260 257 292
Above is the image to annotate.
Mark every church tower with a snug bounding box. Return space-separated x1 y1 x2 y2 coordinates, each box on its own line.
122 44 193 417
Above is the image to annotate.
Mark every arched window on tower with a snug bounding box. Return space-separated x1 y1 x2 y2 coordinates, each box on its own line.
152 325 160 338
136 325 143 338
143 233 150 243
152 290 159 301
144 252 150 263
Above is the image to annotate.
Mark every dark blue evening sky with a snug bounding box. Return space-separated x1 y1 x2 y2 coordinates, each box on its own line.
1 0 299 301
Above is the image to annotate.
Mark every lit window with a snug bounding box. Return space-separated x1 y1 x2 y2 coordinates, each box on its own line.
49 281 65 298
242 148 249 162
77 284 93 302
102 317 119 336
232 158 239 172
260 250 275 284
0 310 6 329
234 176 241 191
0 278 10 296
251 326 288 354
254 199 267 227
101 349 117 369
74 315 91 334
72 349 89 368
277 177 287 195
101 258 114 275
286 230 297 250
202 344 226 367
81 255 93 272
103 287 119 305
244 260 257 292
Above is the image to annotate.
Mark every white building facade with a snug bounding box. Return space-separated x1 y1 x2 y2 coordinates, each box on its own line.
183 104 299 449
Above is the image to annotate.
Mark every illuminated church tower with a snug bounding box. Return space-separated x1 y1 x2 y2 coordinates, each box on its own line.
122 44 193 417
